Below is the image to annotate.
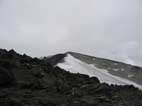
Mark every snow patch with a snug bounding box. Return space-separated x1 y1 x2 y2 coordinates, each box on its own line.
114 63 118 65
92 58 95 61
128 74 134 78
57 54 142 90
113 69 119 72
121 68 125 71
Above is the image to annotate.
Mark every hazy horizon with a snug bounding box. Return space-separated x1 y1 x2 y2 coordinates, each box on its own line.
0 0 142 66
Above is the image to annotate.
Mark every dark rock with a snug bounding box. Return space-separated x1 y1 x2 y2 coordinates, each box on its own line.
0 49 7 56
44 54 67 66
94 83 112 96
0 67 15 87
0 48 141 106
89 76 100 84
131 66 141 73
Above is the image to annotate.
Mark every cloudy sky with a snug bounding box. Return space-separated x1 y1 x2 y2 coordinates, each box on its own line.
0 0 142 66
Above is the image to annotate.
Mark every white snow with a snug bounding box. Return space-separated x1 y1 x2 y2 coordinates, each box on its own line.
57 54 142 90
113 69 119 72
128 74 134 78
121 68 125 71
114 63 118 65
92 58 96 61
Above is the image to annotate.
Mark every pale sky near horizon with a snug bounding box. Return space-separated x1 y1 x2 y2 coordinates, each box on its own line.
0 0 142 66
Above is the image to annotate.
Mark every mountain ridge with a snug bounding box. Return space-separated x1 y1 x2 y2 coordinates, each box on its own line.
46 52 142 89
0 48 142 106
67 51 141 67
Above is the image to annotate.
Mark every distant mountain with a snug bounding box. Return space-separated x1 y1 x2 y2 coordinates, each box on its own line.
0 49 142 106
47 52 142 89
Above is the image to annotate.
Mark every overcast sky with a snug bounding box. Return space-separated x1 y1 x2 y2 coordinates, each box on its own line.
0 0 142 66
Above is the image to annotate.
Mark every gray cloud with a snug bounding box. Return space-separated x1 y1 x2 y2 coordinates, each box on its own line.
0 0 142 65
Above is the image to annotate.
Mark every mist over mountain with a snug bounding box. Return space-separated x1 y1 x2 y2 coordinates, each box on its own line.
0 48 142 106
0 0 142 66
0 0 142 106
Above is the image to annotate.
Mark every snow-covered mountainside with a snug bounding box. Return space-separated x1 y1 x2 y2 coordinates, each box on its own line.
56 52 142 90
1 49 142 106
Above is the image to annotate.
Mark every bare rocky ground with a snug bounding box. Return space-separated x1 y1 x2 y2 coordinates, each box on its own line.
0 49 142 106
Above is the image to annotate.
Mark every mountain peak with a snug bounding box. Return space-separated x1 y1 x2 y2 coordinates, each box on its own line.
0 48 142 105
49 52 142 89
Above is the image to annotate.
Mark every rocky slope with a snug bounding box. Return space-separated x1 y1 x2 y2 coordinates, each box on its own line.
68 52 142 85
46 52 142 89
57 54 142 89
0 49 142 106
